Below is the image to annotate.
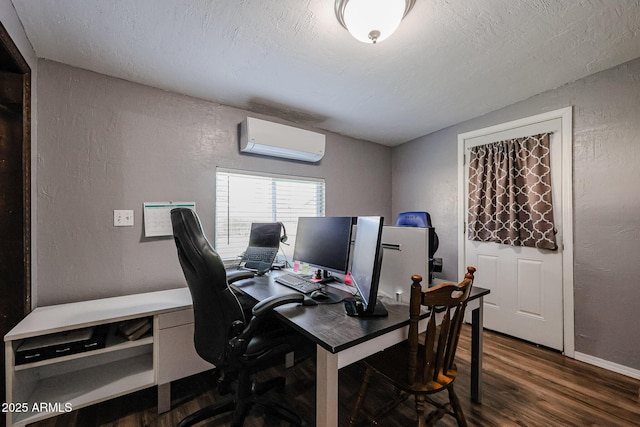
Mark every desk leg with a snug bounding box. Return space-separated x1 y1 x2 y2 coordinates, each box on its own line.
158 382 171 413
316 345 339 427
470 297 484 403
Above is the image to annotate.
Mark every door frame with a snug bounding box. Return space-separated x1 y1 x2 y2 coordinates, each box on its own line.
457 107 574 357
0 21 31 314
0 21 32 406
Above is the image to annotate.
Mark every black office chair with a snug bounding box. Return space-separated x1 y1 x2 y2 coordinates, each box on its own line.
170 207 309 427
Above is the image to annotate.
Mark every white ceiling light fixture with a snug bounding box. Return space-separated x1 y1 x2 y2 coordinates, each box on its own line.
335 0 416 44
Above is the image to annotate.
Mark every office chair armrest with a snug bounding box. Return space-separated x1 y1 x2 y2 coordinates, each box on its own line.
228 293 305 356
227 269 256 283
251 293 304 317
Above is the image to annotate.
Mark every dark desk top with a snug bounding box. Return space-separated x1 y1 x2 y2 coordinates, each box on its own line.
232 270 489 355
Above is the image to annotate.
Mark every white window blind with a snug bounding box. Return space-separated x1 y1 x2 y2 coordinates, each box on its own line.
215 168 325 261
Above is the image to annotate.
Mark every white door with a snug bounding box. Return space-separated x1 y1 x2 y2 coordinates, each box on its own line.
458 109 574 352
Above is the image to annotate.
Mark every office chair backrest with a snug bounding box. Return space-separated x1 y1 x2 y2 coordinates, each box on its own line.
407 267 475 387
171 207 245 366
395 211 439 259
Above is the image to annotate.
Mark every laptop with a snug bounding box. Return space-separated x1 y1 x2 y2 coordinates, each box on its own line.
239 222 282 273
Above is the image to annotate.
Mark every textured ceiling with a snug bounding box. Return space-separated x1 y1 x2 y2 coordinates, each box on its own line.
11 0 640 146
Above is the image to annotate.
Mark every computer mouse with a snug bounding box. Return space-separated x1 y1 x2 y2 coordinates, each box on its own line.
310 290 330 301
301 297 318 306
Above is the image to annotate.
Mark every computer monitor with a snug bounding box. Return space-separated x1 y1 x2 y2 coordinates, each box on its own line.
344 216 387 317
293 216 354 283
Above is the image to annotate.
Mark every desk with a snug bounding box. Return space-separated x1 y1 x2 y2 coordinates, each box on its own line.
5 276 487 427
233 270 489 427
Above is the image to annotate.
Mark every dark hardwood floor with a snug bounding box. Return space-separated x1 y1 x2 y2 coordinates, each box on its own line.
29 325 640 426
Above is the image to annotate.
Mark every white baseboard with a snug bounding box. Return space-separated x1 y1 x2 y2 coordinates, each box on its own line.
574 352 640 380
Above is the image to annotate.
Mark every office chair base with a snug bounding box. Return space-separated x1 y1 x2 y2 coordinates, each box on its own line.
176 375 300 427
176 397 235 427
175 394 301 427
253 376 286 395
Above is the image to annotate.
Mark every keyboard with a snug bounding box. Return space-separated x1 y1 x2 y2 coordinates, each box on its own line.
275 273 322 294
244 247 277 263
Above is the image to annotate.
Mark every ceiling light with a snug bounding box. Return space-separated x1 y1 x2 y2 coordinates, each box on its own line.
335 0 416 44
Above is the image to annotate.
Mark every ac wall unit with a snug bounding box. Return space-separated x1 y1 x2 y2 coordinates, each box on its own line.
239 117 325 162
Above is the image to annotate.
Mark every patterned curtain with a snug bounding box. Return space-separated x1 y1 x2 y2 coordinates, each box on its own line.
467 133 557 250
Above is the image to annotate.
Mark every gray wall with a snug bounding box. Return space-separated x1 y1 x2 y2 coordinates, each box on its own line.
392 57 640 370
36 60 391 306
23 22 640 371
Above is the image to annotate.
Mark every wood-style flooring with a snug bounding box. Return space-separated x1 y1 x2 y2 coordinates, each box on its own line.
28 325 640 426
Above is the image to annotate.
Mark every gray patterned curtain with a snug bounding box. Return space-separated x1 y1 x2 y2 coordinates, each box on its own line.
467 133 557 250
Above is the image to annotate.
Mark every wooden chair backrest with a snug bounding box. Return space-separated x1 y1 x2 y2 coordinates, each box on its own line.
407 267 476 387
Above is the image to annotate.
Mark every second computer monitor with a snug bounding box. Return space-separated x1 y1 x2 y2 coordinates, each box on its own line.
349 216 387 316
293 216 354 281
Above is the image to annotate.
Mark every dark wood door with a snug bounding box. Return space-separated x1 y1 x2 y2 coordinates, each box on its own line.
0 21 31 407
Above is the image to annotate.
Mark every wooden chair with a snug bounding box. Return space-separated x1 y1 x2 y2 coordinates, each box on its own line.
349 267 476 427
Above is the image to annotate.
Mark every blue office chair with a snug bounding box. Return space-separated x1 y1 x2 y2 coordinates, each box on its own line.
396 211 441 283
170 207 310 427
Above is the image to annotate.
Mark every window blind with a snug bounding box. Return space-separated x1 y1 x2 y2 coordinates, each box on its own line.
215 168 326 261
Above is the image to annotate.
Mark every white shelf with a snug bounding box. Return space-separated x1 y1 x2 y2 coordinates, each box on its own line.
5 288 192 341
5 288 211 427
12 352 154 426
14 333 153 371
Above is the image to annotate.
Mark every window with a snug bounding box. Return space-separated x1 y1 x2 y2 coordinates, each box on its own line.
215 168 325 261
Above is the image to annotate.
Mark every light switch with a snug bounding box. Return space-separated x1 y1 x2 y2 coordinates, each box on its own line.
114 210 134 227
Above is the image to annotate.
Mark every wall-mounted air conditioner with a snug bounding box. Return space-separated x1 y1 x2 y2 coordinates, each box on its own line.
239 117 325 162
